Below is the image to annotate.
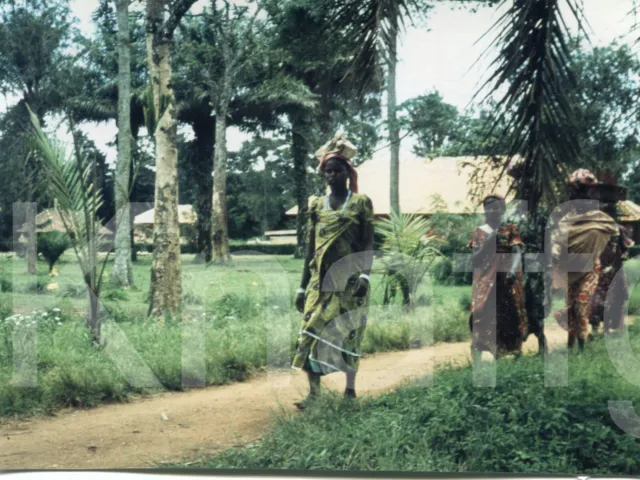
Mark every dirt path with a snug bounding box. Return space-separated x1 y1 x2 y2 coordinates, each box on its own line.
0 323 582 469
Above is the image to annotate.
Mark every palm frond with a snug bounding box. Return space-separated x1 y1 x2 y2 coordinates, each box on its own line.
375 209 442 300
27 105 110 298
471 0 589 209
66 98 116 123
326 0 422 99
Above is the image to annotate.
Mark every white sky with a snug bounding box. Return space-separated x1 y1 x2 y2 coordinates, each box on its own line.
4 0 638 164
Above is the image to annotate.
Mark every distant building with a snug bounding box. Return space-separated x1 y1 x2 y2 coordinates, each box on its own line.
133 204 197 244
17 208 113 243
284 151 640 243
286 152 515 218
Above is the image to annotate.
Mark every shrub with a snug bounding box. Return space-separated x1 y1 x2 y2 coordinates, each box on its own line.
0 277 12 293
430 257 472 286
206 293 260 321
60 284 85 298
458 292 472 312
375 211 442 308
37 231 70 272
431 257 453 284
23 277 50 293
102 288 129 302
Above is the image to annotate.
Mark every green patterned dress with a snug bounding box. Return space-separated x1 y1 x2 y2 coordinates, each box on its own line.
292 192 374 375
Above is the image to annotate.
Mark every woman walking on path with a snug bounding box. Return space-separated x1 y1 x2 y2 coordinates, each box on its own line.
468 195 528 362
552 169 618 352
292 133 375 410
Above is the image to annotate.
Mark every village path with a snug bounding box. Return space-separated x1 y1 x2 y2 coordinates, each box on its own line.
0 322 607 469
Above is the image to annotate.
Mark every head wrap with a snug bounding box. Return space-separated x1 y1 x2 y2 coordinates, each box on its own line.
314 132 359 193
482 194 506 212
568 169 598 189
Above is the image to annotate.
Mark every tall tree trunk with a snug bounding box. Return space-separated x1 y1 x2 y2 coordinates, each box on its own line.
387 17 400 215
25 199 36 275
291 112 310 258
191 118 214 263
112 0 133 287
129 124 141 263
211 99 231 264
146 0 183 317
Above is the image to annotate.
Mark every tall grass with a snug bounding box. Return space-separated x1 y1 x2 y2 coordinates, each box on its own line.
0 285 470 417
181 325 640 474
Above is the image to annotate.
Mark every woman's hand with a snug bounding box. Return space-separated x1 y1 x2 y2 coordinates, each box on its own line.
353 277 369 297
295 291 306 313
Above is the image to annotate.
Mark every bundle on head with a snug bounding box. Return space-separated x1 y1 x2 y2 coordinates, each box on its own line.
315 132 359 193
568 168 598 200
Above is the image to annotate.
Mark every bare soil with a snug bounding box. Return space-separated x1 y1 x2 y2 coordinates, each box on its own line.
0 322 584 469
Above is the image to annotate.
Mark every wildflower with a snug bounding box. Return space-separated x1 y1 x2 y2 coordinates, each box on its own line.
47 283 58 291
52 308 61 313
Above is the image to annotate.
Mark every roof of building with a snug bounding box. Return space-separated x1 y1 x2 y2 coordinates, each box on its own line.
286 151 517 216
133 205 197 225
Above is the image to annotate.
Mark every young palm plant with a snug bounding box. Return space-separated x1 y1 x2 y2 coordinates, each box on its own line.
375 210 442 309
28 107 110 343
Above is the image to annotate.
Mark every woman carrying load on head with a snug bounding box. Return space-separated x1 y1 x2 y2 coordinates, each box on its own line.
468 194 528 362
551 169 619 352
292 133 375 410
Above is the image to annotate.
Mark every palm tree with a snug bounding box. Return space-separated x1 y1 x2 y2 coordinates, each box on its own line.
329 0 430 215
471 0 589 209
28 108 111 343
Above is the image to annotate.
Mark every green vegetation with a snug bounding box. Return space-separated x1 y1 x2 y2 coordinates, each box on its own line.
36 232 71 273
175 325 640 475
0 253 471 418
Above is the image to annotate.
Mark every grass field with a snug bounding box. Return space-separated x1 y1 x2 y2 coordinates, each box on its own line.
0 253 473 417
0 252 639 419
177 324 640 474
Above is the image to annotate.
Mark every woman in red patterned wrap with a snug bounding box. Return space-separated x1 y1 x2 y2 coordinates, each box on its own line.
468 195 528 362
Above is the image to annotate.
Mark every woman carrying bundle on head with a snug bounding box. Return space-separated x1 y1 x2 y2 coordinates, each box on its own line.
292 133 375 410
551 169 619 352
468 194 528 363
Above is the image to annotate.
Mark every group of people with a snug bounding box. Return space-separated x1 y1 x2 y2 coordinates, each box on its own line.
469 167 633 362
290 133 634 409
